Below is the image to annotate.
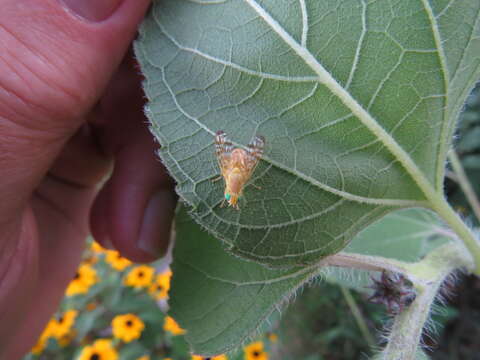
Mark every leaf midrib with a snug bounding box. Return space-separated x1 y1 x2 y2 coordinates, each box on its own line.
243 0 441 205
419 0 450 191
150 10 427 208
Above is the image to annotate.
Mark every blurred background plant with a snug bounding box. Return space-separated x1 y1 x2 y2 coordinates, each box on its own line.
24 86 480 360
23 240 277 360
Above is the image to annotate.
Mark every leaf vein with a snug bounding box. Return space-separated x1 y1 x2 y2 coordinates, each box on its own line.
244 0 440 206
156 18 318 82
419 0 450 191
159 49 424 206
345 0 367 90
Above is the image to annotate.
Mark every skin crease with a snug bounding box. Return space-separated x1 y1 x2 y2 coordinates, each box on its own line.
0 0 176 357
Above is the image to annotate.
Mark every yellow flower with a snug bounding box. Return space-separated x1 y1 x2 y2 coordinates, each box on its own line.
124 265 155 289
91 241 108 254
53 309 78 338
137 356 150 360
105 250 132 271
192 354 228 360
66 263 98 296
31 338 47 355
148 270 172 300
244 341 268 360
112 314 145 343
163 316 186 335
30 319 58 355
78 339 118 360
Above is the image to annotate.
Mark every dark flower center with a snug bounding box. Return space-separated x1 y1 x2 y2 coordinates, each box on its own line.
74 272 80 280
138 271 144 278
90 353 100 360
126 320 133 327
253 351 261 357
58 316 64 323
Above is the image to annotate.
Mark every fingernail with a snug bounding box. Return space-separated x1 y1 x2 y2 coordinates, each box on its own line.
60 0 125 22
138 190 176 258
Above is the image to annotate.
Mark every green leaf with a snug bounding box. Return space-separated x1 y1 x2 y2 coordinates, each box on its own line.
343 208 450 260
325 208 451 291
75 308 104 339
169 206 318 356
118 342 147 360
135 0 480 268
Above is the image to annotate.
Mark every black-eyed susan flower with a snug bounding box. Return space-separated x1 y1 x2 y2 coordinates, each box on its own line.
148 270 172 300
105 250 132 271
31 337 47 355
244 341 268 360
30 318 58 355
124 265 155 289
112 313 145 343
78 339 118 360
91 240 108 254
53 309 78 338
65 263 98 296
163 316 186 335
192 354 228 360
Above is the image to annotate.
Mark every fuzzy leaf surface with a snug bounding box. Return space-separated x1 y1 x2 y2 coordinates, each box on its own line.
135 0 480 267
169 206 318 356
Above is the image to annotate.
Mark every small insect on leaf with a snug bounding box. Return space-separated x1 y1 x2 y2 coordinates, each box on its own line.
214 130 265 209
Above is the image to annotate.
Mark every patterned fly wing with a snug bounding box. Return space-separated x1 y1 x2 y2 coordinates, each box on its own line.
244 135 265 177
214 130 233 173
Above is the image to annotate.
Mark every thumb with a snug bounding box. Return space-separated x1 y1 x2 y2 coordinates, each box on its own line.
0 0 151 203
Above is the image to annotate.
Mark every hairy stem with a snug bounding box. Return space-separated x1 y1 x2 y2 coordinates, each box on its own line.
448 151 480 222
379 243 473 360
381 277 441 359
325 252 412 280
430 196 480 274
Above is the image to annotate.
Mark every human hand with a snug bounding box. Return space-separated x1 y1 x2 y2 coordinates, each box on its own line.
0 0 176 357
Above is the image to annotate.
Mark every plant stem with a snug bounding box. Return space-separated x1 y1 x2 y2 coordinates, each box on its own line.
379 243 473 360
381 278 440 360
448 151 480 222
340 286 376 348
429 195 480 274
325 252 412 279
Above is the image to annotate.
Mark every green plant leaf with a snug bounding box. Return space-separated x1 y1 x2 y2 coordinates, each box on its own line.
325 208 451 291
169 206 319 356
135 0 480 267
343 208 450 260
